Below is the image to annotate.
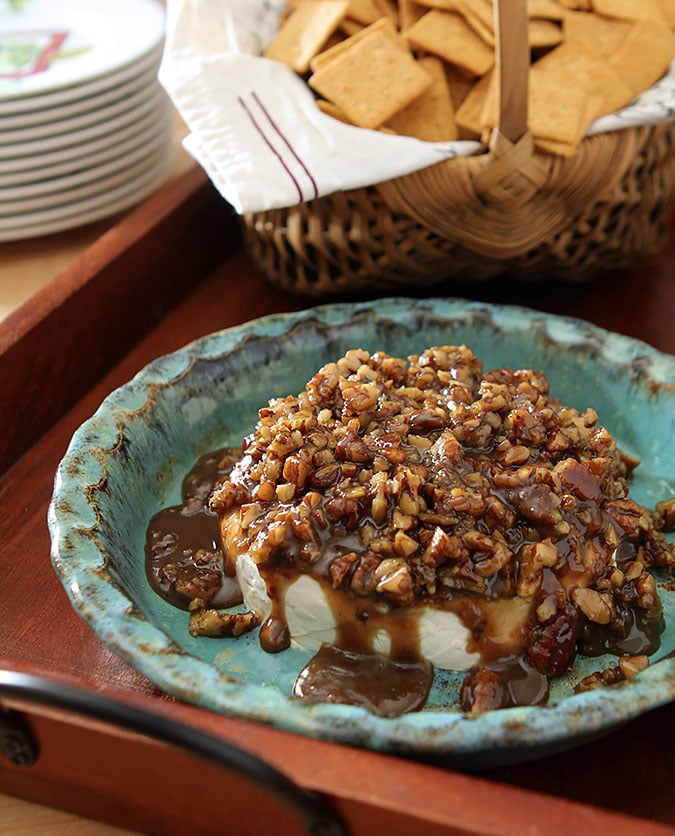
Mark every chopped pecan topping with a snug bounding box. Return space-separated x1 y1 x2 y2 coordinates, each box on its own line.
188 608 260 638
460 667 510 715
575 655 649 693
207 345 672 696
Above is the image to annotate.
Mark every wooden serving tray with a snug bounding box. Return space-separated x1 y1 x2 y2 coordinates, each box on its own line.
1 167 673 835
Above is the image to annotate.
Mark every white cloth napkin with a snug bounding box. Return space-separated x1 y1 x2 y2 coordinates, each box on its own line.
159 0 675 215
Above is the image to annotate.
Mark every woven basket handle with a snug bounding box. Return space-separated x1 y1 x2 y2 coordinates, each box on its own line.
379 0 637 260
494 0 529 142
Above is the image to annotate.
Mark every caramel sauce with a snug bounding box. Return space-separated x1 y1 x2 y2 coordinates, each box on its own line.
293 644 433 716
259 616 291 653
148 445 666 718
490 656 550 707
579 607 664 658
460 656 550 712
145 448 243 610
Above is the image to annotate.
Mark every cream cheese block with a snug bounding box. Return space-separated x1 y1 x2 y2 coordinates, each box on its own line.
236 551 481 670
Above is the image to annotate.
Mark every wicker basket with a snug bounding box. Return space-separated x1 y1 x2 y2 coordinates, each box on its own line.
242 0 675 296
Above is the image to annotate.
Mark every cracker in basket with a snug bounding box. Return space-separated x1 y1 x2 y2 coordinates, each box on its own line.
347 0 382 24
454 70 495 138
399 0 428 30
316 98 354 123
272 0 675 158
562 10 632 58
528 69 603 148
531 36 633 120
405 10 495 76
591 0 669 25
528 0 565 20
607 20 675 97
385 55 460 140
452 0 495 46
264 0 349 74
311 17 399 72
659 0 675 28
466 38 606 150
444 62 477 110
309 17 405 73
308 27 432 128
528 19 563 47
374 0 401 25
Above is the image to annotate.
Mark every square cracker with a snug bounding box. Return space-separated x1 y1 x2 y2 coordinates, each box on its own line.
591 0 669 25
528 19 563 47
563 11 631 58
528 68 603 144
532 35 633 118
316 98 354 123
453 0 495 46
309 28 432 129
528 0 565 20
385 55 460 140
444 61 476 110
264 0 349 74
346 0 381 24
399 0 428 30
374 0 401 25
311 17 399 72
455 70 495 137
405 10 495 76
607 20 675 97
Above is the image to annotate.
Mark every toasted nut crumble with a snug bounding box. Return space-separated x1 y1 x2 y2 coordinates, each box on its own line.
575 654 650 693
197 346 674 714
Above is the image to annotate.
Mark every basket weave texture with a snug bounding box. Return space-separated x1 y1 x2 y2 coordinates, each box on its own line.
242 4 675 296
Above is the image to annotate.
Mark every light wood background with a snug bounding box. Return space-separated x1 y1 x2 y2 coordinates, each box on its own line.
0 792 138 835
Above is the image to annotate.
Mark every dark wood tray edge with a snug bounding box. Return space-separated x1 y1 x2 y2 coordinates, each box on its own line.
0 167 238 474
2 660 671 836
1 171 673 835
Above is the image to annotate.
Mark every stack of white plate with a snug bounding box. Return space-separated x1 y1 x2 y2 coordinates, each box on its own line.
0 0 172 242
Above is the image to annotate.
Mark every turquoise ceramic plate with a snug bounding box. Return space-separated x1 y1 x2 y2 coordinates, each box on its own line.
49 298 675 769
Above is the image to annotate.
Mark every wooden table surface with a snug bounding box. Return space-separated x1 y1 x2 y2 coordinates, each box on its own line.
0 167 673 835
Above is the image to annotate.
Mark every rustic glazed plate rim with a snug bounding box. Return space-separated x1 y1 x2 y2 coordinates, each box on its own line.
48 297 675 768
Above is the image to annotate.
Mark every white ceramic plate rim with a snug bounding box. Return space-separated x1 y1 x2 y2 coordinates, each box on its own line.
0 43 163 116
0 0 164 101
0 126 170 199
0 64 161 135
0 98 171 175
1 85 168 158
0 143 170 215
0 148 172 240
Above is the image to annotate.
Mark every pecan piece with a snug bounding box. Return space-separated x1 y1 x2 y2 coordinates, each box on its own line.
460 668 510 715
571 587 613 625
329 551 359 589
527 602 579 676
335 418 372 463
188 608 260 638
